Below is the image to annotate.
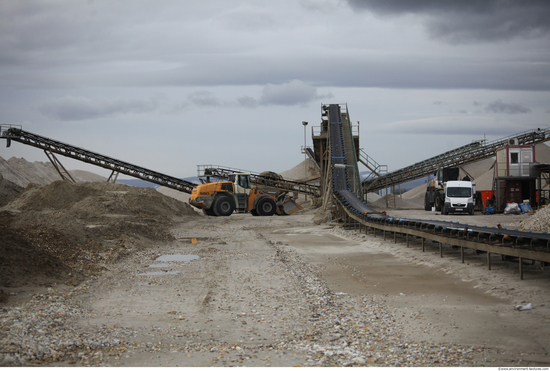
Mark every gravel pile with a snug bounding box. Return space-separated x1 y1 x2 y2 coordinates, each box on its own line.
1 181 198 287
0 173 23 207
519 206 550 232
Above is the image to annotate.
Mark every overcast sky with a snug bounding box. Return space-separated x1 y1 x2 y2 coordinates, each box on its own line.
1 0 549 179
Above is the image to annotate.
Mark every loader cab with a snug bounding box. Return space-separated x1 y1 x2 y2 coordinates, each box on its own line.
229 173 252 195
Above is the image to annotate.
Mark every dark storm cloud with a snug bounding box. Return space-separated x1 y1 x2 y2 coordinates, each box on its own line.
1 0 549 108
38 96 159 121
346 0 550 43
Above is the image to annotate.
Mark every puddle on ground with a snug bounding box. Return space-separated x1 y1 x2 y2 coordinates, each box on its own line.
137 254 200 280
138 271 181 276
155 254 201 262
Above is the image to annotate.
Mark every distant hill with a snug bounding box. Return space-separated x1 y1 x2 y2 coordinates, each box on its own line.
0 156 106 187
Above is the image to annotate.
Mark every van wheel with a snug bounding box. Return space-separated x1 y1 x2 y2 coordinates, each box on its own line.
213 196 235 216
256 197 277 216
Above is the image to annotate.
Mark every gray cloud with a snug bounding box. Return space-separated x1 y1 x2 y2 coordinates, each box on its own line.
260 80 318 106
484 99 531 114
258 80 333 106
236 96 259 108
38 96 158 121
188 91 224 107
346 0 550 43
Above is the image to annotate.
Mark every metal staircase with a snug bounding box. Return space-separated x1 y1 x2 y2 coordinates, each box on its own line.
358 149 388 182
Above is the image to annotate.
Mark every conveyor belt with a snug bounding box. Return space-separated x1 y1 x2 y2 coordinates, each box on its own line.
327 104 379 215
0 125 198 193
325 104 550 249
369 215 550 245
363 127 550 193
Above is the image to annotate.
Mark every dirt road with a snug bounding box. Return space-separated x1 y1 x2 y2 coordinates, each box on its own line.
3 207 550 366
57 209 550 366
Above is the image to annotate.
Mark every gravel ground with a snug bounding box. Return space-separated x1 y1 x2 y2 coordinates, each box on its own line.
2 208 549 367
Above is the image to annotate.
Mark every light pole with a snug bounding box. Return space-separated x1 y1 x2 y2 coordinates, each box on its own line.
302 121 308 179
302 121 308 201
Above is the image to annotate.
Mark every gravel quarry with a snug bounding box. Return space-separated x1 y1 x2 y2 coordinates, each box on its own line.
1 157 550 367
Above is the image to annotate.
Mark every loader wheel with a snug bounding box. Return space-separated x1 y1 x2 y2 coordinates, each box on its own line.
213 196 235 217
203 208 216 216
256 197 277 216
434 195 442 212
424 194 431 211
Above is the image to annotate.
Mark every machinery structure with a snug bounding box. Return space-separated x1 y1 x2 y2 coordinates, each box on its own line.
0 125 318 202
362 128 550 195
189 173 302 216
0 125 198 193
3 109 550 279
196 165 320 198
310 103 550 279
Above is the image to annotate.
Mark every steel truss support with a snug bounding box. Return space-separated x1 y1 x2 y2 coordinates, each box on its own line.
44 150 76 184
107 171 120 183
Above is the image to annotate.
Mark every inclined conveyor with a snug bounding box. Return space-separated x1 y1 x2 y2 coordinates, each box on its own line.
327 104 379 215
324 104 550 262
0 125 198 193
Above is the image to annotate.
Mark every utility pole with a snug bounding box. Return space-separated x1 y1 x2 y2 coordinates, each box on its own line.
302 121 308 201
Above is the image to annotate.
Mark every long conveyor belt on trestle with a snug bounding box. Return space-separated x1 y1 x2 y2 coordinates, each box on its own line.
324 104 550 269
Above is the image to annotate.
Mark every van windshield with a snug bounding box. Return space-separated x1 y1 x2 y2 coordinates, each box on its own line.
447 187 471 198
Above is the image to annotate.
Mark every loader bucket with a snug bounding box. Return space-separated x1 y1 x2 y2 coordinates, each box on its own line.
278 198 303 215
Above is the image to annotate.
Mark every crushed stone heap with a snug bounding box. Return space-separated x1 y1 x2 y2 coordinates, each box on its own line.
0 173 23 207
519 206 550 233
1 181 199 288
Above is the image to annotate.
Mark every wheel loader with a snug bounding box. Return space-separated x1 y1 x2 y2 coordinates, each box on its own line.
189 173 302 217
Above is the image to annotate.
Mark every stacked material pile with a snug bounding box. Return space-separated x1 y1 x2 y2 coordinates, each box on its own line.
0 156 106 187
519 206 550 232
1 181 198 288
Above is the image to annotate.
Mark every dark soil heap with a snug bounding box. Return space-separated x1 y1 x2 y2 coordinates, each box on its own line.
0 173 23 207
0 181 199 289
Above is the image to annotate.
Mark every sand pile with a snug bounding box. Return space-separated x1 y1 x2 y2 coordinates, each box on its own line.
1 181 199 288
279 158 319 181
